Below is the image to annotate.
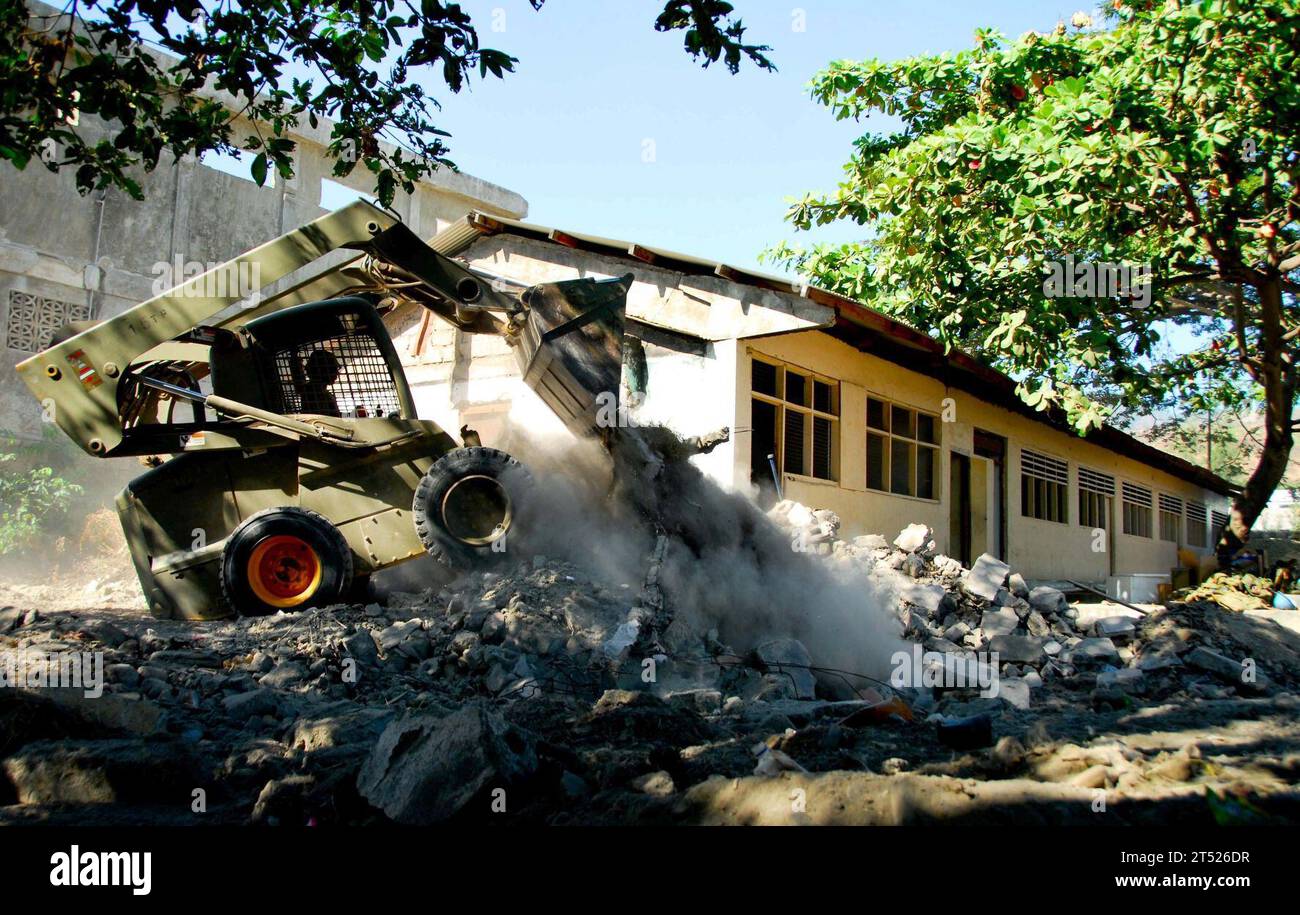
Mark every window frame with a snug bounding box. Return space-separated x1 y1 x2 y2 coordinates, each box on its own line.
1158 493 1183 543
865 395 940 500
1210 509 1230 544
1186 501 1208 548
1078 466 1115 530
1020 448 1069 524
1121 481 1154 538
750 357 839 483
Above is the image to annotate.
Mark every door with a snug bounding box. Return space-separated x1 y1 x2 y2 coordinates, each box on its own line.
971 455 998 560
973 429 1007 560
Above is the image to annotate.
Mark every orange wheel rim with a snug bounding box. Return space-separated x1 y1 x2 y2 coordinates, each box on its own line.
246 535 322 608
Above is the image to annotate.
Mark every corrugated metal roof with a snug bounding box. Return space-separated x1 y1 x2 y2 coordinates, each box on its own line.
430 213 1235 497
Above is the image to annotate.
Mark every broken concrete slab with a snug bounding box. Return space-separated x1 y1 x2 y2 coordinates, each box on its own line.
755 638 816 700
222 688 281 720
1060 637 1120 668
1095 616 1137 641
963 554 1010 602
356 703 538 824
342 630 380 666
901 582 947 615
997 678 1032 710
980 608 1019 638
988 634 1048 665
1073 602 1144 628
894 523 934 554
1185 646 1271 693
289 707 396 753
1028 586 1069 616
1097 668 1146 693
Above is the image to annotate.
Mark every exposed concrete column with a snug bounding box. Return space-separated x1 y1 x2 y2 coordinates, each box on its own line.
170 153 196 264
278 144 300 235
406 188 423 239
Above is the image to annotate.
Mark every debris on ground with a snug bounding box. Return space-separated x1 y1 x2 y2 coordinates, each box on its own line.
3 475 1299 824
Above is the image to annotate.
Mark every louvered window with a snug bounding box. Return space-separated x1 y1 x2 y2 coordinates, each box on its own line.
1078 467 1114 529
1021 449 1068 523
1186 501 1208 547
1122 482 1153 538
1159 493 1183 542
750 358 838 482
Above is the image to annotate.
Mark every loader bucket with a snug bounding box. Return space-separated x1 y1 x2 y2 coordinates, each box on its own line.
514 273 633 438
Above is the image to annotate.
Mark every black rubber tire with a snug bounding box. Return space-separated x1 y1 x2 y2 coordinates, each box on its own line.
220 507 354 616
413 447 532 569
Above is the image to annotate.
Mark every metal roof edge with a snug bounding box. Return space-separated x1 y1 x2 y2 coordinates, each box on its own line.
448 212 1234 497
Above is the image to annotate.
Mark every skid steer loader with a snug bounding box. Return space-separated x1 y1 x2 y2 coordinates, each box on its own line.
16 201 632 620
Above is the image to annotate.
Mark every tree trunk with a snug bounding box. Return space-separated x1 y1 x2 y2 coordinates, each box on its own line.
1216 275 1295 566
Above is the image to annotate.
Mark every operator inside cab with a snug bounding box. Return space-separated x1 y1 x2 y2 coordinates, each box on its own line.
290 349 341 417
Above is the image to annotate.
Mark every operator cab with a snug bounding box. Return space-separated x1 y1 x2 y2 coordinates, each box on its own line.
115 296 413 455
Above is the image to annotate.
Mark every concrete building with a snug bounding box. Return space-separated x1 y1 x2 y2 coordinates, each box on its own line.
1 1 527 438
386 212 1234 586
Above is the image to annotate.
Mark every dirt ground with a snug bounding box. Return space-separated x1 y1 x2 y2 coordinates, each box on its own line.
2 554 1298 826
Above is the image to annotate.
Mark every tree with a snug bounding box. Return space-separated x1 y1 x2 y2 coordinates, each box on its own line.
1 0 771 203
769 0 1300 561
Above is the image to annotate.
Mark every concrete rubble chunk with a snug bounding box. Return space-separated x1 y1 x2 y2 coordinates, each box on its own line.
1060 637 1120 669
988 634 1048 665
997 678 1032 710
894 523 934 554
1097 668 1145 693
222 688 281 720
980 608 1019 638
378 619 422 652
901 582 947 615
1137 648 1183 671
290 707 395 753
632 770 677 797
1025 610 1052 637
943 621 971 643
343 630 380 666
1095 616 1137 640
0 607 21 634
259 661 308 690
1074 603 1143 628
755 638 816 700
1028 586 1069 616
357 703 538 824
931 555 964 576
1185 646 1270 693
963 554 1010 602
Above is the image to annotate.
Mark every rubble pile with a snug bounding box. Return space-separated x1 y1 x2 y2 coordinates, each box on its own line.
3 481 1299 825
765 500 1299 714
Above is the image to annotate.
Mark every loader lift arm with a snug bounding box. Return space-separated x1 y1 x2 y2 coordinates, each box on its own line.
17 200 633 456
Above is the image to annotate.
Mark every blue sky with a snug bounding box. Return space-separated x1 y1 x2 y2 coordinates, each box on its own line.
424 0 1091 275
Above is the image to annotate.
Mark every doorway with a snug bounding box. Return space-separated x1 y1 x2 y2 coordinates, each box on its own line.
970 455 998 560
972 429 1007 560
949 453 971 566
